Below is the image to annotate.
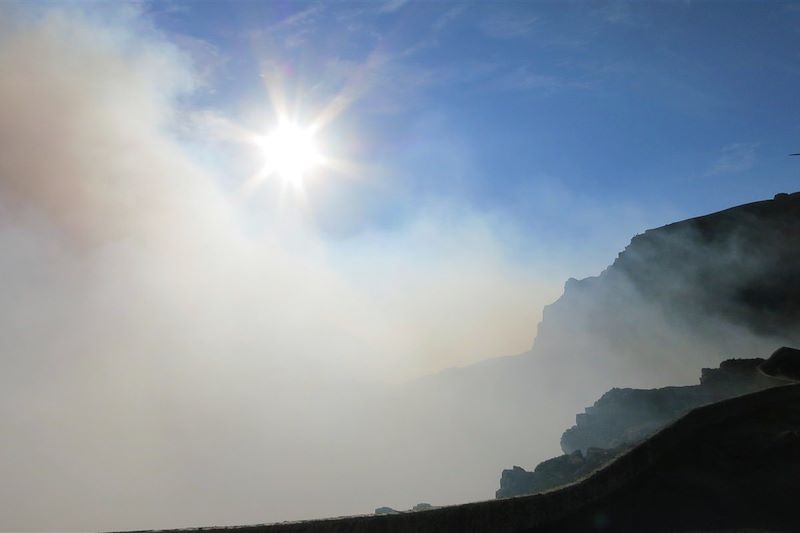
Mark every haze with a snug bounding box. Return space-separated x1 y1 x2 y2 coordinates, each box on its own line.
1 2 799 531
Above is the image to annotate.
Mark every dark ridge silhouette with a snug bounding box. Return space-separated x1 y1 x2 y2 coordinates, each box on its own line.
498 346 799 499
759 346 800 380
538 191 800 355
560 353 791 454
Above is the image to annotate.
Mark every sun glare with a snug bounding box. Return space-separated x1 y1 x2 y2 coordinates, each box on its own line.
257 121 322 187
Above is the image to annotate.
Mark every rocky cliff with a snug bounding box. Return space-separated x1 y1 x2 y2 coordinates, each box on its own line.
532 192 800 400
390 192 800 513
498 347 799 499
560 355 786 454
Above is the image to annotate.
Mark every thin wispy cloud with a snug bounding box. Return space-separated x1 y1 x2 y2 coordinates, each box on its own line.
707 142 759 176
267 4 327 48
275 4 324 29
480 12 538 39
320 55 445 115
597 0 640 26
170 33 227 87
497 65 588 93
432 4 467 32
379 0 409 14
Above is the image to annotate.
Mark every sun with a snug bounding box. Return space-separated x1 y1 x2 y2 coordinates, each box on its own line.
257 121 322 187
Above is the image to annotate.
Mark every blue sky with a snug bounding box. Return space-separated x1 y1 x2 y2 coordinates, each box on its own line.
143 0 800 252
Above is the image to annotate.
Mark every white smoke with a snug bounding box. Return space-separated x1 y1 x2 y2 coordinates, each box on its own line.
0 6 561 530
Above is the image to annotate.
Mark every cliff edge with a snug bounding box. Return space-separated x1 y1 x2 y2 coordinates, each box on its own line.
498 346 799 499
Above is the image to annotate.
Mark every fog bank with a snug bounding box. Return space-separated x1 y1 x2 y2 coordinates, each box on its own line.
0 7 559 530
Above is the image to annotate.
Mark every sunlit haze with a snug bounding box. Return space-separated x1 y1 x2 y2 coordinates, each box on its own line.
0 1 798 531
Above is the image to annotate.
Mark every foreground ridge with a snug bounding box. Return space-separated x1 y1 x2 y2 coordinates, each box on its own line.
499 347 800 499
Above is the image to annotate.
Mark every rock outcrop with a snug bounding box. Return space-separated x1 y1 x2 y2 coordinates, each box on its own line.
373 503 437 515
560 355 786 454
392 192 800 517
497 347 800 499
532 192 800 400
497 447 625 500
760 346 800 380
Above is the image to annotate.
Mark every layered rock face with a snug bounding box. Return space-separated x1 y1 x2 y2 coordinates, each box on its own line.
545 382 800 533
560 356 784 454
497 447 624 500
497 347 799 499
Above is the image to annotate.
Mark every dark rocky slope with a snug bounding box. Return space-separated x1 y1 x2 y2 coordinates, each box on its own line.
560 355 788 454
497 347 798 499
542 380 800 532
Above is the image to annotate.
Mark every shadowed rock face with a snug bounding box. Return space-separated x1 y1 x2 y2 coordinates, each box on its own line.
609 192 800 341
497 347 798 499
760 346 800 380
559 356 783 455
497 447 626 500
532 192 800 402
545 384 800 533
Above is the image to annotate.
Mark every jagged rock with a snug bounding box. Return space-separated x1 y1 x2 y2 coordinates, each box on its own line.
560 351 788 455
497 466 531 498
497 447 626 499
760 346 800 380
699 357 765 386
411 503 436 512
532 193 800 405
499 347 800 499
